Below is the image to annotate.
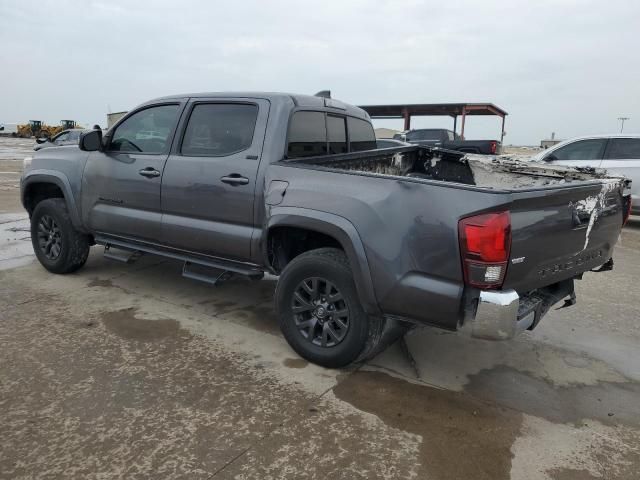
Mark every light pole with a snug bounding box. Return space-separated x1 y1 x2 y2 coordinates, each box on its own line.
618 117 630 133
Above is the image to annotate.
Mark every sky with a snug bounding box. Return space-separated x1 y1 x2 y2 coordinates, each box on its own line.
1 0 638 145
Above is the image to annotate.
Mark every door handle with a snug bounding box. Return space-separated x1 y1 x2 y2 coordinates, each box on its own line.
138 167 161 178
221 174 249 186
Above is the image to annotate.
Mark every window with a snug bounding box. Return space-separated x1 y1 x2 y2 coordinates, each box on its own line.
182 103 258 156
287 111 327 158
406 130 442 141
110 104 179 154
67 130 82 142
546 139 606 161
605 138 640 159
53 132 69 144
327 115 347 154
348 117 376 152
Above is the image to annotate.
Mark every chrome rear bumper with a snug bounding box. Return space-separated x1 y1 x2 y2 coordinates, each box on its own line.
469 289 536 340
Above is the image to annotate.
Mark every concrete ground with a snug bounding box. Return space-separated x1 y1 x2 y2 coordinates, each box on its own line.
1 137 639 479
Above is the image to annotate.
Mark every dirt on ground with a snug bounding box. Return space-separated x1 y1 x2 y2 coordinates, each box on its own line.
1 136 640 479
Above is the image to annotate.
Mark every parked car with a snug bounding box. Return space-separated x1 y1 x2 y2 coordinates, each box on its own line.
376 138 409 149
21 92 630 368
34 129 85 151
532 134 639 215
394 128 501 154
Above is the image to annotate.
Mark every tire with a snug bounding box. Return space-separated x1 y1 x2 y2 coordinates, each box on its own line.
275 248 383 368
31 198 90 274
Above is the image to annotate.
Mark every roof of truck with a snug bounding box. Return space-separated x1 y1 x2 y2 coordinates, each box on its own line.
144 92 370 119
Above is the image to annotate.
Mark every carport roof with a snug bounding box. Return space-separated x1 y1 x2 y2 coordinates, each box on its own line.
359 103 508 118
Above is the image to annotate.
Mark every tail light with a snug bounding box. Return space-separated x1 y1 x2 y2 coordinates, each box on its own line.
459 211 511 289
490 141 498 155
623 195 632 226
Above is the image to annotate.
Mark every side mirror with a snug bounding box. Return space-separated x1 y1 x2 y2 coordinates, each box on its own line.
36 137 48 144
79 129 103 152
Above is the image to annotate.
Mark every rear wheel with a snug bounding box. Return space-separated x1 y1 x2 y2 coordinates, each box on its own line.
276 248 383 368
31 198 90 274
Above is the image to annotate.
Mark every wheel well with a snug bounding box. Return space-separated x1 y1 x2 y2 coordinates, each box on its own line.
268 226 343 273
24 182 65 215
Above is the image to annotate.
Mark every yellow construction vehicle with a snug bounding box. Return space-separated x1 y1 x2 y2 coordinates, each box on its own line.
16 120 45 138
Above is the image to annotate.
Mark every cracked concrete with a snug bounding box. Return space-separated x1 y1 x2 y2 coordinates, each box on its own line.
1 138 640 479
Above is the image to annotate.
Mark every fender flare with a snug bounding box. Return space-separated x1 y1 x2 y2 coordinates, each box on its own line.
21 170 83 229
264 206 381 316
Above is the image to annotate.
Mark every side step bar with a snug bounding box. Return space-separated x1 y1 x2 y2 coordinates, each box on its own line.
96 235 264 284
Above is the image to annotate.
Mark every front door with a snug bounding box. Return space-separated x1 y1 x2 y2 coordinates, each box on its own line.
160 99 269 261
81 103 184 242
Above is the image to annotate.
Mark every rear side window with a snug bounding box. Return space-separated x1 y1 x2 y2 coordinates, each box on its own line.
110 104 179 154
327 115 347 154
548 139 607 161
348 117 376 152
605 138 640 159
287 111 327 158
182 103 258 156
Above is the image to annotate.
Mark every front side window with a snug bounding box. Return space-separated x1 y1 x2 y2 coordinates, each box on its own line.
67 130 82 142
327 115 347 154
348 117 376 152
182 103 258 156
547 139 606 161
605 138 640 159
110 104 179 154
287 111 327 158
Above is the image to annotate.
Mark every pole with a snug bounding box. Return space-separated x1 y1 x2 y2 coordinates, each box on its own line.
500 115 505 145
403 109 411 131
460 107 467 140
618 117 629 133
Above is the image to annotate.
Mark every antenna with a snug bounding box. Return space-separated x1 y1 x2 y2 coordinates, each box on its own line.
618 117 629 133
314 90 331 98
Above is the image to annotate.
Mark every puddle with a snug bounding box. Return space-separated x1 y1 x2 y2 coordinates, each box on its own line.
333 370 522 480
101 308 181 341
465 365 640 427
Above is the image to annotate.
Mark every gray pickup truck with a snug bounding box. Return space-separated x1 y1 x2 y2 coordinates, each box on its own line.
21 92 632 367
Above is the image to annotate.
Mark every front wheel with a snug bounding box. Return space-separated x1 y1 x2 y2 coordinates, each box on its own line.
31 198 90 274
275 248 382 368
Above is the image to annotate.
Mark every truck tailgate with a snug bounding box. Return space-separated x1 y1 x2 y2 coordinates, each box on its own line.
503 180 624 292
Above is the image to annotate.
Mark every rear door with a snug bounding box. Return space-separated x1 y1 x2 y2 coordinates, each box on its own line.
542 138 607 168
160 98 269 261
601 137 640 205
82 103 184 241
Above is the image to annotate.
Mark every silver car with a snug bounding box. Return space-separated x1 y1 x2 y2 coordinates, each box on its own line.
34 129 85 151
533 134 639 215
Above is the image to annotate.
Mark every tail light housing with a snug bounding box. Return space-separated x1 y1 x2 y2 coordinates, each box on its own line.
489 141 498 155
459 211 511 289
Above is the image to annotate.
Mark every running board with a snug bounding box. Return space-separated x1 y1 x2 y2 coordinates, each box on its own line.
103 245 142 263
182 262 234 286
95 234 264 280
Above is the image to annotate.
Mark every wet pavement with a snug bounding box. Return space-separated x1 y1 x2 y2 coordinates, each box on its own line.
1 136 640 479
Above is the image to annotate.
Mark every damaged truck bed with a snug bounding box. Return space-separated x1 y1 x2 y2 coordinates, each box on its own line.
274 145 631 339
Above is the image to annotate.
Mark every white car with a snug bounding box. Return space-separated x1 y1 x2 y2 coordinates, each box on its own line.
532 134 639 215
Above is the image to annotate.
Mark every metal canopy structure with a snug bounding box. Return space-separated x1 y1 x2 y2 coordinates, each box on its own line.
359 103 508 143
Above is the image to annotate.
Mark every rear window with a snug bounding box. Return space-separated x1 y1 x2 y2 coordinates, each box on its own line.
348 117 376 152
287 111 327 158
605 138 640 159
327 115 347 154
406 130 442 141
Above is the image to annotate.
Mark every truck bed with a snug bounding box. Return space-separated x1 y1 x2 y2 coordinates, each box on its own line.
279 146 628 295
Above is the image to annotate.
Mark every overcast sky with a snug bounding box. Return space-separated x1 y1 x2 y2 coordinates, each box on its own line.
1 0 638 144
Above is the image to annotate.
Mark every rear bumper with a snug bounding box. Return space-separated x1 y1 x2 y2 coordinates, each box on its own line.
467 280 575 340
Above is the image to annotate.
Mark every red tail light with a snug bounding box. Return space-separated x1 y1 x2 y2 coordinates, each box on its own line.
459 211 511 289
490 141 498 154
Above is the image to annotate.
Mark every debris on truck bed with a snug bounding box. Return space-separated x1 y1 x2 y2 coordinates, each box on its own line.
293 146 627 191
